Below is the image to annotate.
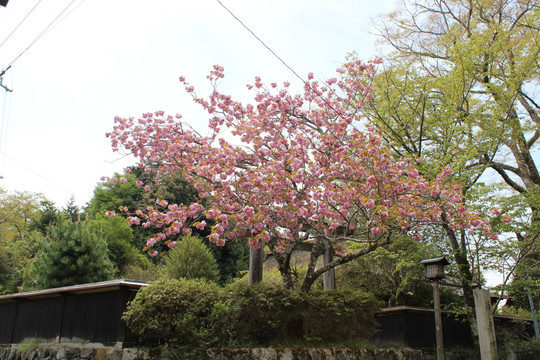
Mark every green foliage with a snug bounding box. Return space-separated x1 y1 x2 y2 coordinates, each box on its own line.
62 196 80 222
220 281 305 346
0 188 49 291
87 169 247 283
139 169 200 209
161 234 220 283
87 172 144 218
336 237 435 307
205 239 249 284
88 215 147 274
123 279 381 348
122 278 222 347
122 263 161 282
29 199 58 235
32 217 115 289
496 319 540 359
301 289 380 343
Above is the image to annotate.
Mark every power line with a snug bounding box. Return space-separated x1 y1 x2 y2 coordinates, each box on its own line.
2 0 79 70
0 150 76 197
0 0 44 50
214 0 346 120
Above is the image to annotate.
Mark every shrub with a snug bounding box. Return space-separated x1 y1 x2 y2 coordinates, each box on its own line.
161 234 220 283
123 279 381 348
220 281 305 346
302 289 380 343
122 278 221 347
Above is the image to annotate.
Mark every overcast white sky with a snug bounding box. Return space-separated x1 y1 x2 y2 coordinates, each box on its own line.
0 0 395 208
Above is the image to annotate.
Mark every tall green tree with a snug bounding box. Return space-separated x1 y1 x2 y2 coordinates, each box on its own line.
87 171 144 218
30 199 58 235
361 0 539 351
88 215 150 275
32 217 114 289
0 187 46 291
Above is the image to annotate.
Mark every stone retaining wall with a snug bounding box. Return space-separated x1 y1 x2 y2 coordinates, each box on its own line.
0 345 430 360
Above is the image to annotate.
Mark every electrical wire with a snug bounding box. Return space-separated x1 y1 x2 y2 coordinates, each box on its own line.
2 0 79 70
0 150 76 197
214 0 346 120
0 0 45 50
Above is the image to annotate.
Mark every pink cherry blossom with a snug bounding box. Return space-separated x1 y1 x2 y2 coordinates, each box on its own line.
107 60 497 288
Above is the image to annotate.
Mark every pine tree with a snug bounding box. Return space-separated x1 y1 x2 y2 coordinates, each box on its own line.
33 216 115 289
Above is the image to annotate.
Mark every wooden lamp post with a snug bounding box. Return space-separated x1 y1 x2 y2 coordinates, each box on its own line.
420 256 449 360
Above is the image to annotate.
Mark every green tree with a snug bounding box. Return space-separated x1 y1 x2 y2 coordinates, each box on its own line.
62 195 80 221
32 217 114 289
336 236 434 307
362 0 539 351
161 234 220 283
29 199 58 235
86 171 144 218
87 215 148 275
0 187 46 291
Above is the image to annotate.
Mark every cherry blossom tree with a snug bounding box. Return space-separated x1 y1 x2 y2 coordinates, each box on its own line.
107 60 495 291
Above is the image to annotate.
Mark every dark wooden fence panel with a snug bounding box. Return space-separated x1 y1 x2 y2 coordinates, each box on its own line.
0 280 145 346
0 302 17 344
11 297 64 343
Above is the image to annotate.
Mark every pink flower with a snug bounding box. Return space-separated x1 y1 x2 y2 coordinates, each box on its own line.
146 238 156 247
148 250 158 258
196 221 206 230
364 199 375 208
371 227 384 235
244 206 255 216
109 177 118 185
167 241 177 249
491 208 501 215
128 217 140 225
502 216 511 224
105 210 115 219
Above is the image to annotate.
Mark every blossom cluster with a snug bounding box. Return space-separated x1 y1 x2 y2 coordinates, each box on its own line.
107 62 498 257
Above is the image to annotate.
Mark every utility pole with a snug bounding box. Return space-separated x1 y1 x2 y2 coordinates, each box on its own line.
0 66 12 93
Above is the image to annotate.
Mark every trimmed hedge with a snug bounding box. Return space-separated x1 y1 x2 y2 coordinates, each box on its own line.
123 279 380 347
122 279 221 347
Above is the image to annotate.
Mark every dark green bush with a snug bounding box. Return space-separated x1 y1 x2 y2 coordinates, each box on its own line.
220 281 305 346
123 279 381 348
302 289 380 343
122 278 221 347
496 319 540 359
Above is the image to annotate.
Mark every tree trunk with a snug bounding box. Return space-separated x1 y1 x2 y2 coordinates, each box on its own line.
442 220 481 356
